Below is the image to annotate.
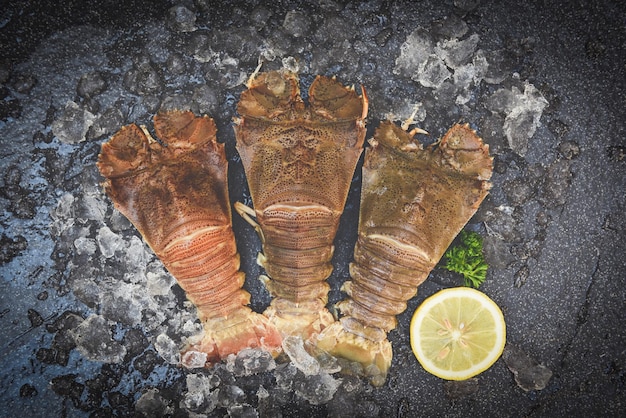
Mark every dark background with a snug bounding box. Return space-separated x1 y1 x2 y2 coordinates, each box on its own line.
1 0 625 416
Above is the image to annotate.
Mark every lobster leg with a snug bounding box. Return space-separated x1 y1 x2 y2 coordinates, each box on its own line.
97 110 282 364
234 70 367 340
316 121 493 385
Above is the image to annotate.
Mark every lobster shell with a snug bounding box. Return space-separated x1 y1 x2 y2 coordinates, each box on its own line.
234 70 367 338
97 110 282 364
317 121 493 384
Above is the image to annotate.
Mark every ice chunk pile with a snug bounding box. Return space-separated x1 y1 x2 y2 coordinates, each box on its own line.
71 314 126 363
50 185 204 367
486 83 549 156
282 336 321 376
394 19 547 155
227 348 277 376
51 101 96 144
182 373 220 414
394 26 488 101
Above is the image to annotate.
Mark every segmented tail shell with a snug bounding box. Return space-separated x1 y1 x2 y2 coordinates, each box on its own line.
316 121 492 385
97 110 282 362
234 71 367 337
340 121 493 336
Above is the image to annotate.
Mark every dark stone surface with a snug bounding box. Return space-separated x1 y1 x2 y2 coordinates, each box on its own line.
0 0 624 416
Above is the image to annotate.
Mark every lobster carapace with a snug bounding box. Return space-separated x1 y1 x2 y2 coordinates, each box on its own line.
316 121 493 385
234 70 367 339
97 110 282 364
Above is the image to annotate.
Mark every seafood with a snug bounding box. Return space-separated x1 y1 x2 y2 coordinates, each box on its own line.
233 70 367 339
96 110 282 364
316 121 493 385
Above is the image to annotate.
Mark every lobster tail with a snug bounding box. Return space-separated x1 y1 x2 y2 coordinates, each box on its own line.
234 70 367 339
317 121 493 385
97 110 282 364
256 205 337 301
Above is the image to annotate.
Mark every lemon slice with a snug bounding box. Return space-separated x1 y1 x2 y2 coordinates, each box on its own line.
410 287 506 380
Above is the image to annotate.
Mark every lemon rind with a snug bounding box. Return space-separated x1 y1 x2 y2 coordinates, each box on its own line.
410 287 506 381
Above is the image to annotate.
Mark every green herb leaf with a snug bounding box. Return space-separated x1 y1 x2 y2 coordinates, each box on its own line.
441 230 489 288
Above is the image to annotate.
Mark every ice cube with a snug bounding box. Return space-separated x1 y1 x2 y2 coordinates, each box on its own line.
471 49 493 84
77 193 107 223
154 333 181 365
96 225 124 258
181 319 203 336
50 193 76 236
136 388 174 416
502 344 553 391
435 34 480 69
182 373 219 413
394 28 434 78
257 385 269 400
71 314 126 363
99 282 144 326
282 335 320 376
283 10 311 38
52 100 96 144
73 236 97 255
181 350 208 368
123 235 149 283
218 384 246 408
294 372 341 405
167 5 196 33
482 49 509 84
416 55 451 89
453 63 478 91
147 270 175 297
52 193 75 219
487 83 548 156
304 340 341 374
282 56 300 73
231 348 276 376
452 59 486 105
274 363 298 390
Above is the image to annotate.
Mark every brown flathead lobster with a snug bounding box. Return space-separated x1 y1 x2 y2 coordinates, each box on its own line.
96 110 282 364
233 70 367 339
316 121 493 385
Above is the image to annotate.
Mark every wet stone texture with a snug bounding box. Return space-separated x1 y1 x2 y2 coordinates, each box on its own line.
1 0 625 417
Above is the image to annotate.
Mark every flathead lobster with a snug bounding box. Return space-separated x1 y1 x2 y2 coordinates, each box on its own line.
233 70 367 339
97 110 282 364
316 121 493 384
96 72 493 388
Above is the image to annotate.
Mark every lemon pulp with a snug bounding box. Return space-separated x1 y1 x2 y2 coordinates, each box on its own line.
410 287 506 380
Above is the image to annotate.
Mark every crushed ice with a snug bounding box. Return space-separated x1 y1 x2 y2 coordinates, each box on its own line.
282 336 321 376
71 314 126 363
394 23 546 148
486 83 549 156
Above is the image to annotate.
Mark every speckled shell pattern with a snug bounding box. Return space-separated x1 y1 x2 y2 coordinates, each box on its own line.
96 108 284 362
96 111 253 321
339 121 493 339
234 70 367 337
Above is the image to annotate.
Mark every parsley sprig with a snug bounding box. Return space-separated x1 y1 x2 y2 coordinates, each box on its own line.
442 230 489 288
